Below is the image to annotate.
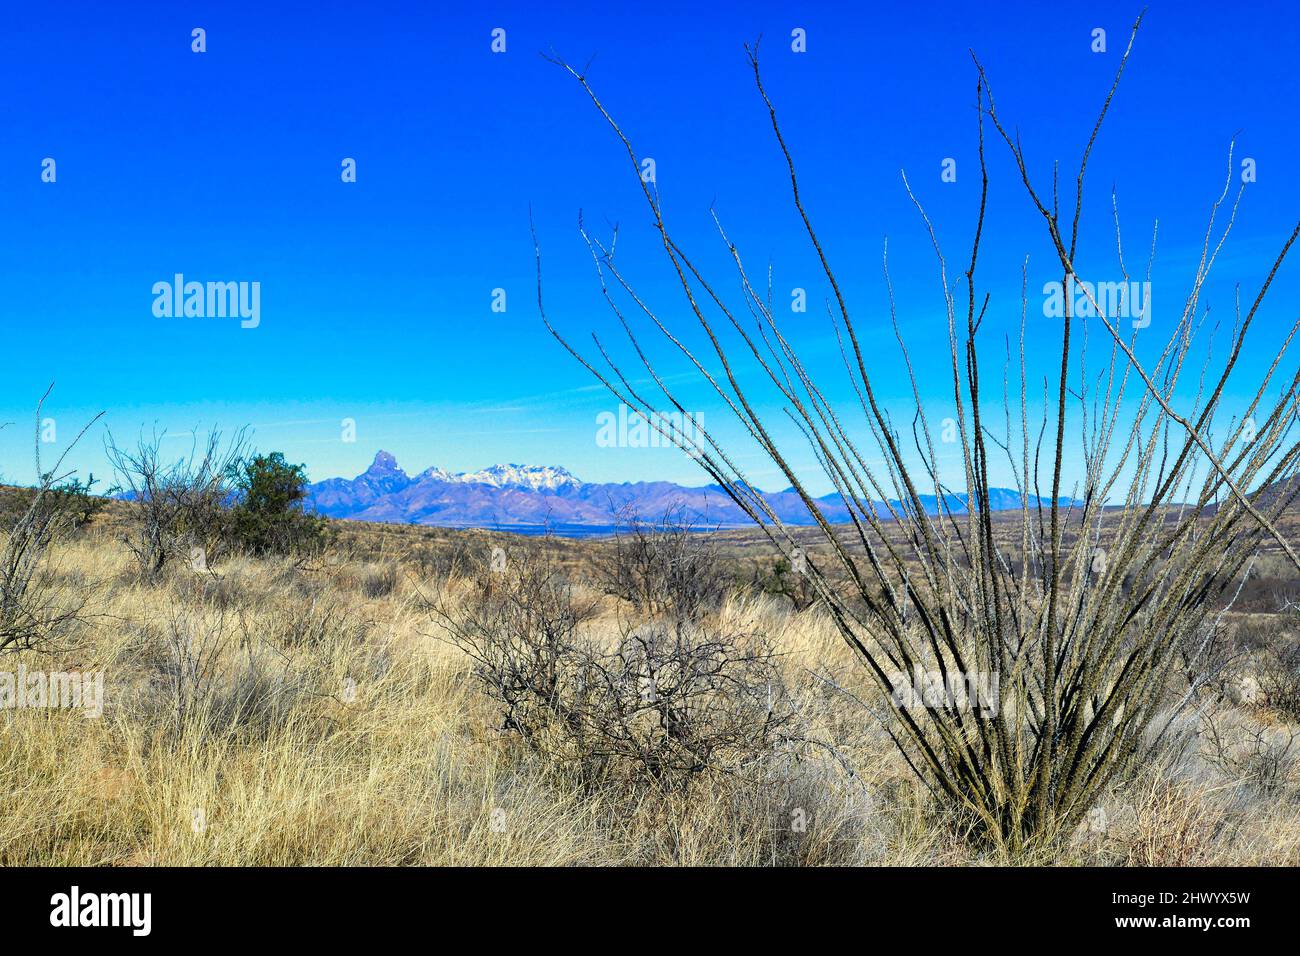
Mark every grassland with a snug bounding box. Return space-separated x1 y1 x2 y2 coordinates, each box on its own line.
2 502 1299 866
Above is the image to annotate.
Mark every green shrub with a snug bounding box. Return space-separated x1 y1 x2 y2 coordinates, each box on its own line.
0 476 104 533
225 452 328 556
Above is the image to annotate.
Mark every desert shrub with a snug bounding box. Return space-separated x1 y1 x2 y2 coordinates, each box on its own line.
161 604 230 728
573 620 794 790
751 556 818 612
1202 713 1297 797
0 480 106 653
435 546 792 792
0 392 102 653
1174 616 1239 701
43 476 107 531
435 547 594 742
106 428 245 579
1257 639 1300 722
599 510 730 623
0 476 105 533
0 493 89 653
224 452 328 556
543 15 1300 853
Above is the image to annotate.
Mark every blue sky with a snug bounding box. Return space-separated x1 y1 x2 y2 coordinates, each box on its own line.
1 0 1297 496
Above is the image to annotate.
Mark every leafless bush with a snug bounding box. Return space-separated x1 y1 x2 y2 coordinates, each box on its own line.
1202 712 1297 796
541 12 1300 852
1257 639 1300 722
599 508 730 622
106 427 246 579
0 388 102 653
162 604 230 727
434 546 792 791
574 620 794 789
433 546 595 743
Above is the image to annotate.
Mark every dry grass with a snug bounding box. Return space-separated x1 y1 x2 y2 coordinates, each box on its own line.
2 518 1298 866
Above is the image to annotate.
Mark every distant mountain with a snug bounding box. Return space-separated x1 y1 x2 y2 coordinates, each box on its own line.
1207 475 1300 515
426 462 582 492
305 451 1077 536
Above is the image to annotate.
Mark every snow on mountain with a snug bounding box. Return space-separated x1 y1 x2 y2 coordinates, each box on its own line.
449 463 582 492
350 452 581 492
305 451 1072 534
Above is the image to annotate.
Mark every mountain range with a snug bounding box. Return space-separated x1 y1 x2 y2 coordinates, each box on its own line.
305 451 1073 536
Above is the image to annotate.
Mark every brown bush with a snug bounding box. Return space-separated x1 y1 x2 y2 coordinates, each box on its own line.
434 545 792 792
598 509 731 623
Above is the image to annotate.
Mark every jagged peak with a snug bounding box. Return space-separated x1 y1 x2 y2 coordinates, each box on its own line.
362 450 408 481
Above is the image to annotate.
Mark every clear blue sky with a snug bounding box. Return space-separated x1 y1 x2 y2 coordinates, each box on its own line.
1 0 1296 496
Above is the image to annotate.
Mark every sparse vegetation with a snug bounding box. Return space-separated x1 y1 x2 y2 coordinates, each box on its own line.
3 9 1298 873
2 514 1298 865
1258 635 1300 722
104 431 333 579
597 509 730 622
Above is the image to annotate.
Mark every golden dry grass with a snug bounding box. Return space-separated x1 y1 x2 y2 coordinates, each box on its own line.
2 521 1299 866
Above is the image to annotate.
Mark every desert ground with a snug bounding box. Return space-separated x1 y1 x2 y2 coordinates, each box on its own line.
2 493 1299 867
